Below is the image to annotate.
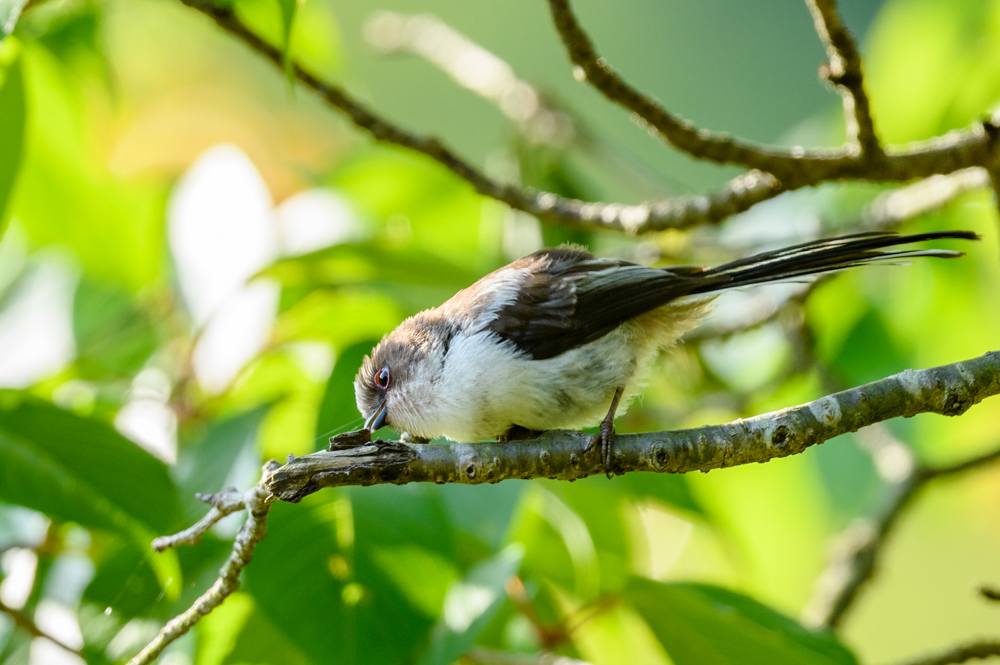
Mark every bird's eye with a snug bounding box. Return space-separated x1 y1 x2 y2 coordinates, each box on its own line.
374 367 391 390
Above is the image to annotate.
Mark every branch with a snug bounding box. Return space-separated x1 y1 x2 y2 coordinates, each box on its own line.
0 597 81 656
803 436 1000 630
464 647 592 665
891 641 1000 665
268 351 1000 502
805 0 882 157
177 0 784 233
126 462 279 665
365 12 575 148
179 0 1000 234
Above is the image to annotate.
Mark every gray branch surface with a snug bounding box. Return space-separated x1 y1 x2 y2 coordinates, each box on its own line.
268 351 1000 502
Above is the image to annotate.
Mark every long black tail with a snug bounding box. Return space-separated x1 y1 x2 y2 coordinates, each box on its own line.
684 230 979 296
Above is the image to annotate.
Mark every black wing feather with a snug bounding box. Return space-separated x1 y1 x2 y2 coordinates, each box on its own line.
486 231 977 360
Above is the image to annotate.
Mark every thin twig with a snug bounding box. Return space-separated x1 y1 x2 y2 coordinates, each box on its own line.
0 597 81 655
890 640 1000 665
544 0 1000 188
268 351 1000 502
151 487 245 552
179 0 1000 233
805 0 883 158
803 440 1000 629
126 462 279 665
178 0 783 233
464 647 592 665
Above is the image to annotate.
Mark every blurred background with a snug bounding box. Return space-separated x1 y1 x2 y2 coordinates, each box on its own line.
1 0 999 663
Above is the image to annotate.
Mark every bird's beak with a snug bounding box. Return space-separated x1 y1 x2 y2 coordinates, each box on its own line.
365 399 388 432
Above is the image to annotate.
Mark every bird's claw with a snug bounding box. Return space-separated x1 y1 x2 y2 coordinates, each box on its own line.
591 419 616 479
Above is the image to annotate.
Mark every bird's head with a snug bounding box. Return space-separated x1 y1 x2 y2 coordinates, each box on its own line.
354 320 445 437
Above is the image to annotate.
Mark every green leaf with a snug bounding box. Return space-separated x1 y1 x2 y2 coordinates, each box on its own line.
0 38 25 236
614 472 705 517
416 545 524 665
276 0 299 87
73 277 160 379
0 0 28 41
173 405 269 523
245 498 434 665
314 340 376 446
0 394 179 533
626 578 859 665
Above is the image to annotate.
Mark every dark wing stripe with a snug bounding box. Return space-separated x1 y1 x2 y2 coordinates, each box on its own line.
485 232 977 360
487 248 691 359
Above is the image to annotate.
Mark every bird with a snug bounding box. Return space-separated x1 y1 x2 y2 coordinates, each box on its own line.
354 230 977 475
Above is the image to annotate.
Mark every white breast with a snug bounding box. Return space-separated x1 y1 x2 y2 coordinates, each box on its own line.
418 325 647 442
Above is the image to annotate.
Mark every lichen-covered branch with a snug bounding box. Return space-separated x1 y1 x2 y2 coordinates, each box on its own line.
803 436 1000 629
178 0 1000 234
126 462 279 665
268 351 1000 503
805 0 882 157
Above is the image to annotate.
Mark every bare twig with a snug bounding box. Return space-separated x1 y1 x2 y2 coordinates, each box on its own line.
268 351 1000 502
890 640 1000 665
151 487 245 552
805 0 882 157
544 0 1000 188
464 647 592 665
862 168 990 231
126 462 279 665
804 439 1000 629
179 0 1000 233
365 12 575 148
177 0 784 233
0 597 81 655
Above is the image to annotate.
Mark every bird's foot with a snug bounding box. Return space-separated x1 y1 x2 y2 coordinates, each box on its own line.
585 386 624 479
400 431 431 444
589 417 617 479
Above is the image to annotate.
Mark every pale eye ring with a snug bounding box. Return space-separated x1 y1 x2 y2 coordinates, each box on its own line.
374 367 391 390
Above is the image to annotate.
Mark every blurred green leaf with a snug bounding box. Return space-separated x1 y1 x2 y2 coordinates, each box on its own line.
614 472 705 517
416 545 523 665
83 535 162 620
73 278 159 379
174 405 270 523
14 44 165 291
0 393 179 534
830 309 908 386
266 240 483 314
0 39 25 235
0 1 28 41
551 480 631 594
370 544 461 618
245 498 433 665
627 578 859 665
276 0 298 86
315 340 375 446
350 484 456 559
437 482 525 551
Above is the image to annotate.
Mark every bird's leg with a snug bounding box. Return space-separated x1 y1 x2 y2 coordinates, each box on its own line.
400 432 431 444
586 387 624 478
499 425 544 442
